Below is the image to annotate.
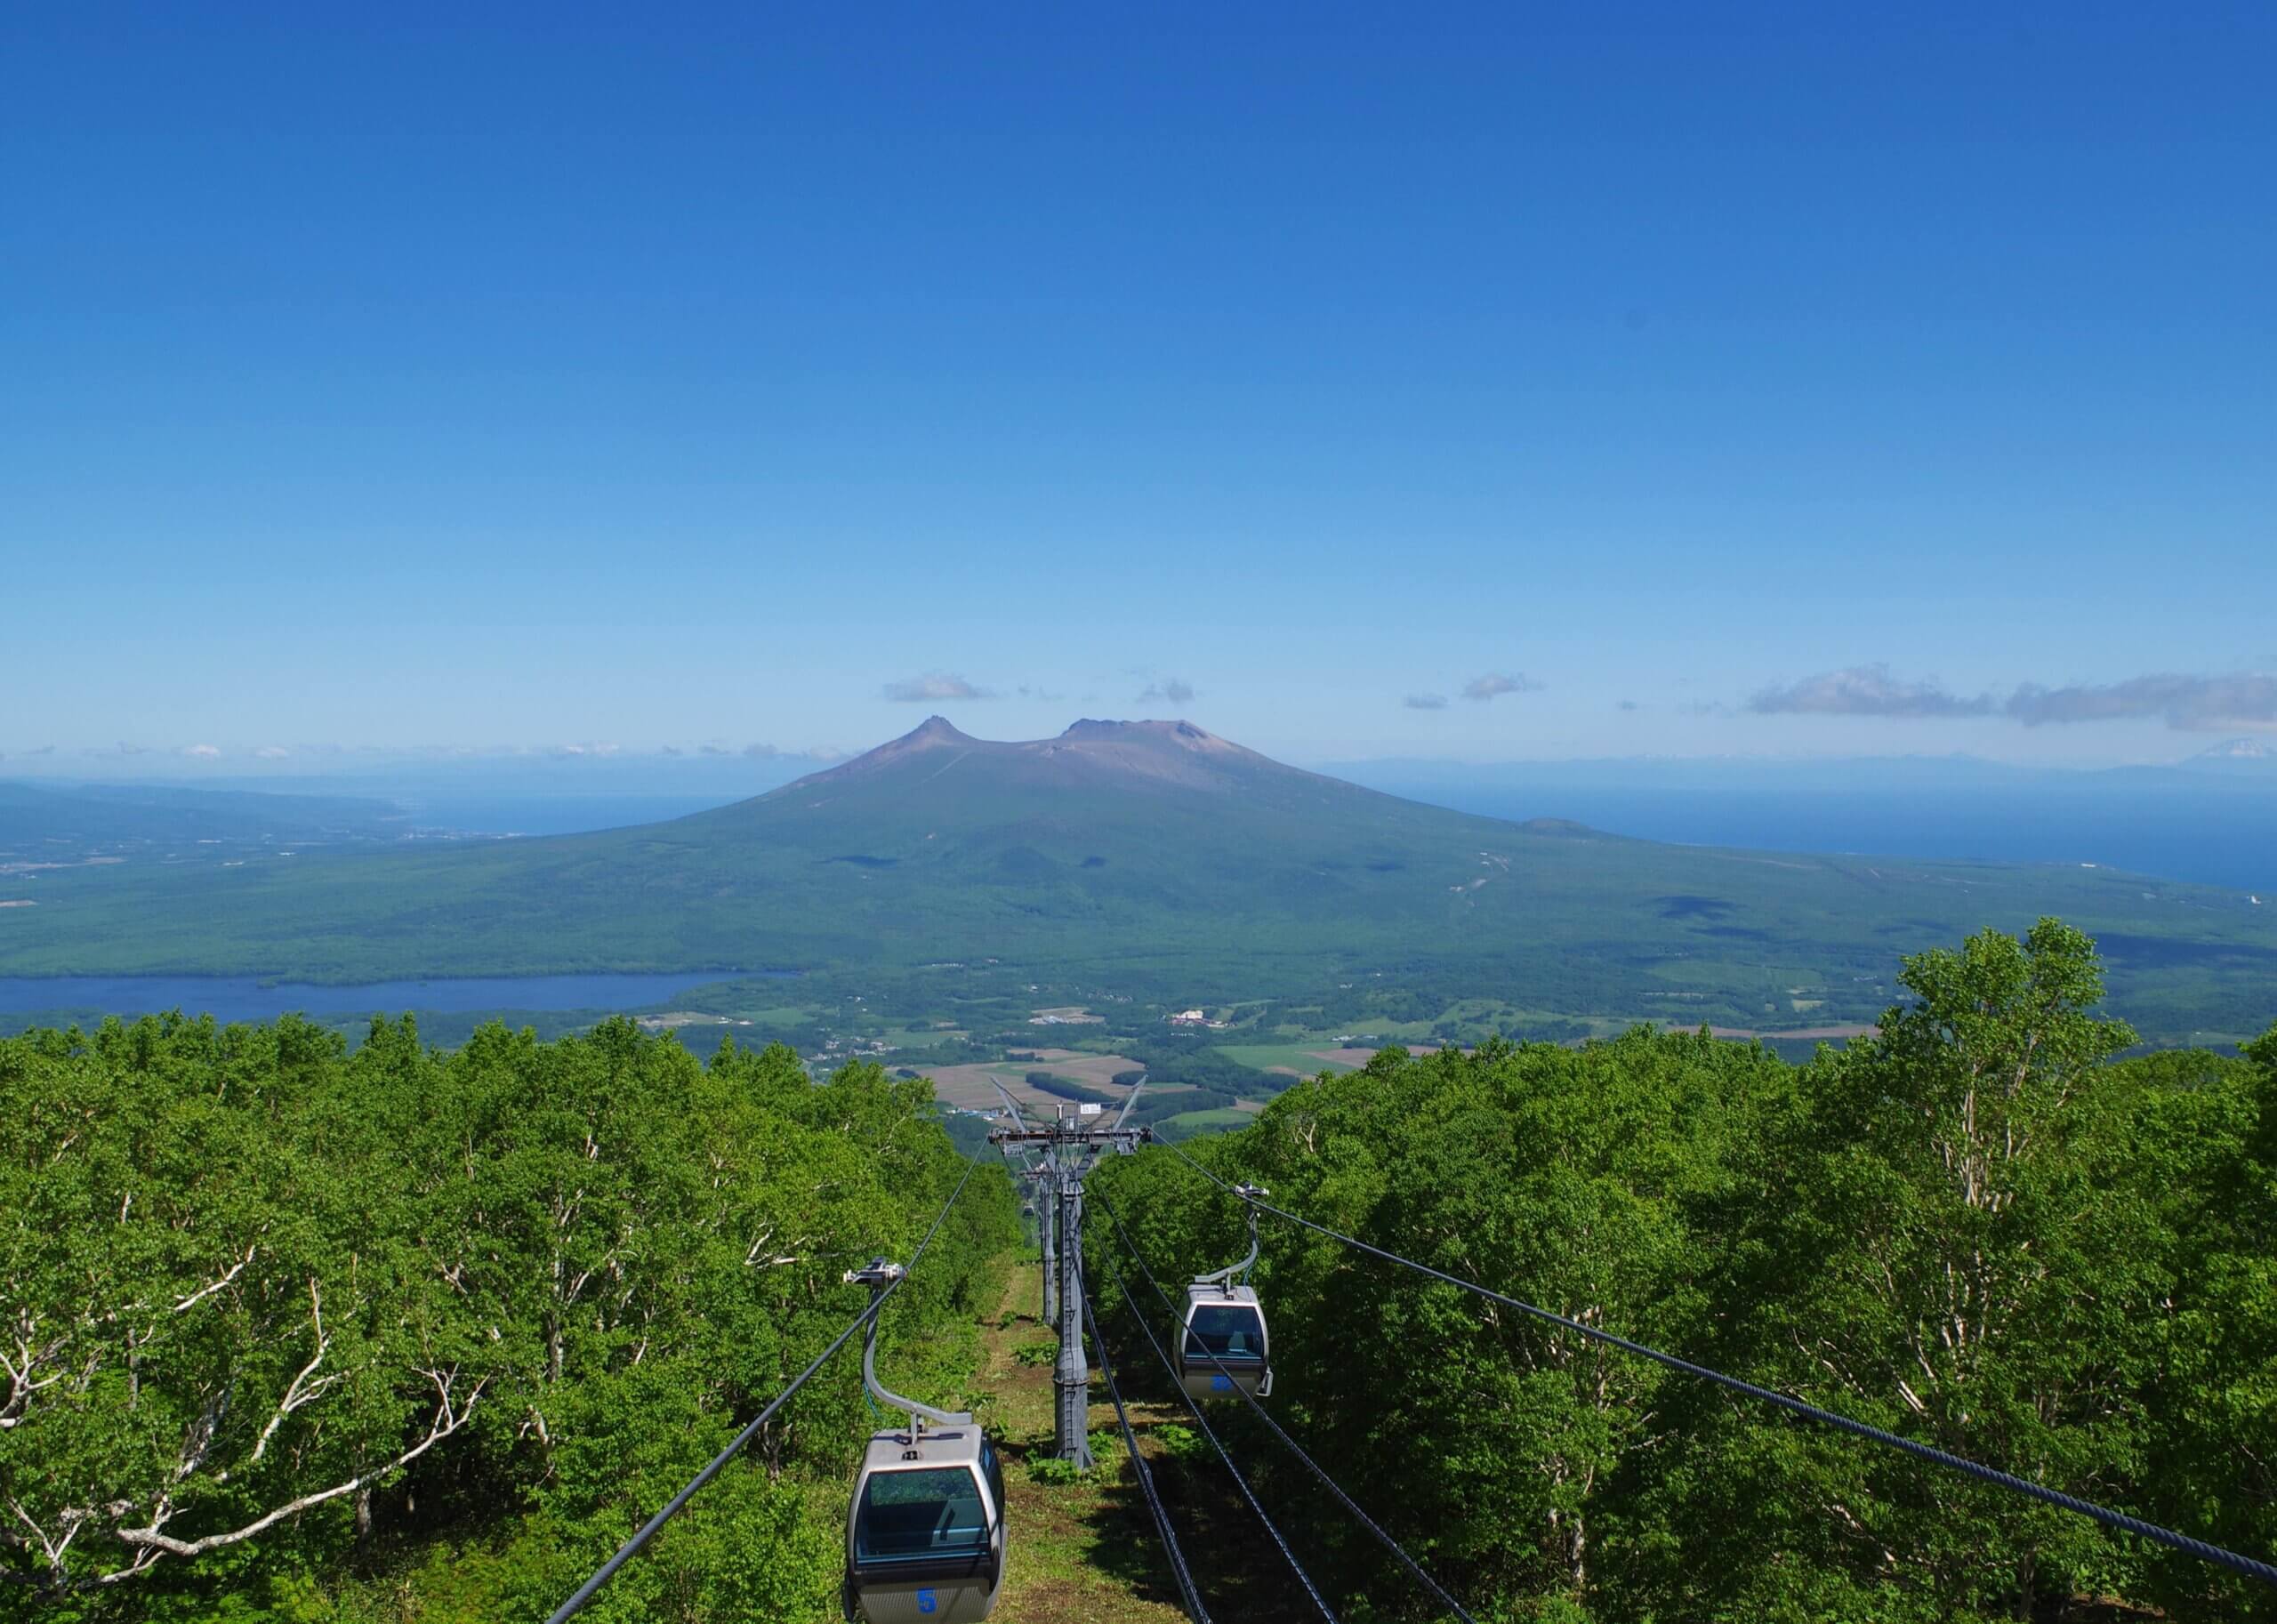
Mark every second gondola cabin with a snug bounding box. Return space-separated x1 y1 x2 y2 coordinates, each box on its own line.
846 1424 1007 1623
1178 1281 1271 1401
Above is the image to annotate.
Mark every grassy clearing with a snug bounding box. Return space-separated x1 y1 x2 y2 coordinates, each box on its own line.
1158 1108 1256 1136
973 1261 1193 1624
973 1257 1315 1624
1212 1041 1357 1076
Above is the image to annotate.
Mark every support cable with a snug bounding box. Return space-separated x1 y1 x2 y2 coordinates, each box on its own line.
1155 1138 2277 1593
1093 1189 1478 1624
1078 1259 1215 1624
1094 1247 1340 1623
546 1160 980 1623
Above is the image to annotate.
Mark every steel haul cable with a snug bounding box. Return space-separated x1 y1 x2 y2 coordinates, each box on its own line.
1079 1259 1214 1624
1093 1187 1479 1624
545 1159 979 1624
1155 1136 2277 1593
1092 1246 1340 1623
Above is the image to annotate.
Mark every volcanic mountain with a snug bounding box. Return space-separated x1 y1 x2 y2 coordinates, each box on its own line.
4 717 2273 1039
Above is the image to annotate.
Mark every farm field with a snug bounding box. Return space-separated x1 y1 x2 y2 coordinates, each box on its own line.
1211 1041 1361 1078
1155 1106 1256 1138
921 1049 1147 1113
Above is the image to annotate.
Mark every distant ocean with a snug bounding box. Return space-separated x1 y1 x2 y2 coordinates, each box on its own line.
1335 767 2277 896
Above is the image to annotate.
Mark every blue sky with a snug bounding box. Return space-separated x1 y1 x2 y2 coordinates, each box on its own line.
4 2 2272 774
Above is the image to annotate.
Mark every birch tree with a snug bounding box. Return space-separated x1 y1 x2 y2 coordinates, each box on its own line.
0 1017 485 1598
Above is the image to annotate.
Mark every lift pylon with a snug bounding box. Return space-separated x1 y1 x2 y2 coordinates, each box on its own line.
988 1084 1147 1467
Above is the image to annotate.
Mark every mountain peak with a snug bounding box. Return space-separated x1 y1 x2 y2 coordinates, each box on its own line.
1058 717 1224 748
778 715 1284 798
904 715 973 744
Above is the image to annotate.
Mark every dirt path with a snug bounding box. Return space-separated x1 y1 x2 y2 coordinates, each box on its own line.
971 1252 1321 1624
974 1256 1194 1624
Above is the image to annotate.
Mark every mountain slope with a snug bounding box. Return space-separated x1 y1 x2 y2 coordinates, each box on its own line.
3 720 2273 1041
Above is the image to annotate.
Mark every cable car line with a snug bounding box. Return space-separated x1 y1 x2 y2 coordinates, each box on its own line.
1154 1138 2277 1593
843 1256 1009 1622
1093 1189 1481 1624
1078 1264 1215 1624
1092 1247 1340 1623
546 1160 981 1624
1175 1182 1273 1404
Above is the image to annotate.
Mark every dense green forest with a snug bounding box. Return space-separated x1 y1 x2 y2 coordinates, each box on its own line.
1095 921 2277 1621
0 1019 1016 1620
4 921 2273 1621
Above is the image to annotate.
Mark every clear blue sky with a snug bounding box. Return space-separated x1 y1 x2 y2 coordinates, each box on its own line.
4 2 2272 773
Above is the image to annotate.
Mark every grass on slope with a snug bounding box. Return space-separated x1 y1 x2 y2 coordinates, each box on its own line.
974 1262 1198 1624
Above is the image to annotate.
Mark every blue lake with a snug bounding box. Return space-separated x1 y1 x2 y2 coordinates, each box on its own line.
0 973 760 1023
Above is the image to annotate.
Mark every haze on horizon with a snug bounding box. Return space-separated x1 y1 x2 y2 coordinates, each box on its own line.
4 4 2273 771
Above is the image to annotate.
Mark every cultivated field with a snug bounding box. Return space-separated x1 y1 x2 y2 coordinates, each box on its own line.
922 1048 1146 1112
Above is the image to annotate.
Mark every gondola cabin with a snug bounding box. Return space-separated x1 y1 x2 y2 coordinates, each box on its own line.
845 1425 1007 1623
1179 1281 1271 1402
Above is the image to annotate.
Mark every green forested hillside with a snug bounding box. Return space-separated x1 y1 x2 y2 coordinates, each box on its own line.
0 1018 1016 1620
4 720 2275 1046
1091 921 2277 1622
4 921 2273 1622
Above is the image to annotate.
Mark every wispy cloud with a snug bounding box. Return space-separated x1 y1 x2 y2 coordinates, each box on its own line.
27 744 53 757
1136 678 1195 706
253 745 291 760
181 744 221 760
743 742 842 761
1748 663 2277 732
1617 699 1640 712
698 743 731 756
1748 664 1994 718
1463 673 1537 702
2007 672 2277 731
1404 693 1448 711
884 673 994 703
1017 684 1064 703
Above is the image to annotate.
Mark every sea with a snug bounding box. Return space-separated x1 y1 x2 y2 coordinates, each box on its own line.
1340 766 2277 896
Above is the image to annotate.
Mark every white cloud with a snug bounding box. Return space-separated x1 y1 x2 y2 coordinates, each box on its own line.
1463 673 1538 702
1748 664 1994 719
2007 672 2277 731
884 672 995 703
